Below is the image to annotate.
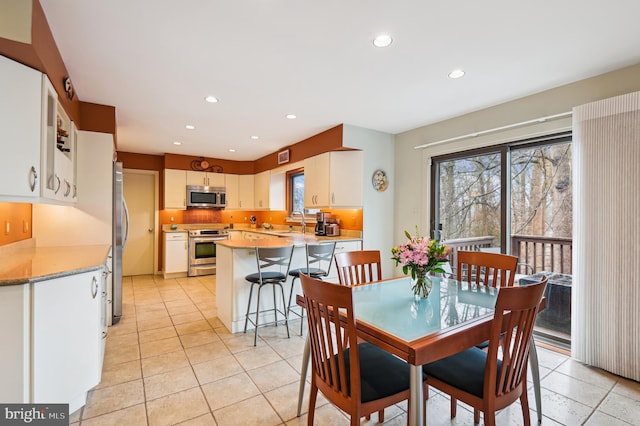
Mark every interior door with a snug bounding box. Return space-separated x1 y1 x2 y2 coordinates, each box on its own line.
123 171 155 275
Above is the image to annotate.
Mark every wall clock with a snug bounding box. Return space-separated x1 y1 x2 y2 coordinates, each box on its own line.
372 169 388 192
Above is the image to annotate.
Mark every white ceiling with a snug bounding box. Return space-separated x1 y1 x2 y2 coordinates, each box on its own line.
39 0 640 161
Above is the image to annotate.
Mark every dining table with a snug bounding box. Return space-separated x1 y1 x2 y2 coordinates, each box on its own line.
296 276 544 426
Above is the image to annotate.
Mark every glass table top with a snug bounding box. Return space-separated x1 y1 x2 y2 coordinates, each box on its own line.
352 277 499 342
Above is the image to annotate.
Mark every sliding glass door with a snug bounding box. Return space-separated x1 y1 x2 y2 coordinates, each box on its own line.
431 133 573 344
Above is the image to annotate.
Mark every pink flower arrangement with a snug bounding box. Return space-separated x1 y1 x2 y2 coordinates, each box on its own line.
391 227 450 280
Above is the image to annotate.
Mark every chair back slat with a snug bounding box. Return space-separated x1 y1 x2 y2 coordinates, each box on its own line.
457 250 518 287
334 250 382 286
485 277 547 399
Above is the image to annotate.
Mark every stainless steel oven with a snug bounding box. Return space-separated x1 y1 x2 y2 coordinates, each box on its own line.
188 229 229 276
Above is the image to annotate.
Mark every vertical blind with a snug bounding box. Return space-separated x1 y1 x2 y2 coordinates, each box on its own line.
572 91 640 381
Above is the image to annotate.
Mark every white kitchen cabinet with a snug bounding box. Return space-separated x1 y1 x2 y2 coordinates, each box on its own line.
32 269 103 413
243 231 268 240
304 152 330 207
0 55 42 200
0 284 30 403
226 174 255 209
187 170 224 187
0 55 78 204
164 169 187 209
239 174 255 209
254 170 270 209
225 174 240 209
164 231 188 278
304 151 363 208
40 76 77 204
227 230 243 240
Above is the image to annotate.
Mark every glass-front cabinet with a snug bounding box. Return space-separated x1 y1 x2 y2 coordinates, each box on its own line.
41 76 77 203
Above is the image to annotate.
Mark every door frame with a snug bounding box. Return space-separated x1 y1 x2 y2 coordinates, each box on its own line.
123 168 160 275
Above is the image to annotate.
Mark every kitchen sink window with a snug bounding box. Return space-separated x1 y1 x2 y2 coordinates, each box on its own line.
286 168 317 226
288 168 305 214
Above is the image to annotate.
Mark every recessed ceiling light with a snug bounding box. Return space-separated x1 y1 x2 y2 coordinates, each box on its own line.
373 34 393 48
250 135 259 140
173 141 182 146
285 114 297 119
448 69 465 79
185 124 195 130
205 95 219 103
228 148 236 153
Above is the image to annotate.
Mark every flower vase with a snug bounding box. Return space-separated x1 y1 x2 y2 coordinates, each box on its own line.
411 270 432 299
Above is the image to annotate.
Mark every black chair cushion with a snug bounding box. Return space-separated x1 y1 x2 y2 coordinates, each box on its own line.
423 347 502 398
245 271 286 283
289 267 327 278
342 342 420 403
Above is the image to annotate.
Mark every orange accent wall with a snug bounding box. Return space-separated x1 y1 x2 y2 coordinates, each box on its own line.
0 203 32 246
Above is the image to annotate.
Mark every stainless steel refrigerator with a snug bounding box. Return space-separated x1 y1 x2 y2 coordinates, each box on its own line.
112 161 129 324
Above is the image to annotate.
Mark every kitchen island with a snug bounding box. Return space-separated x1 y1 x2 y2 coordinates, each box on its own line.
216 233 362 333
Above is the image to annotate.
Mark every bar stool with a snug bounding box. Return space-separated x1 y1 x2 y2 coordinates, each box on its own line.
287 241 336 335
243 245 294 346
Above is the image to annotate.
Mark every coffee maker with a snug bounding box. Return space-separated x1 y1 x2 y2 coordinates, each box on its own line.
315 212 327 236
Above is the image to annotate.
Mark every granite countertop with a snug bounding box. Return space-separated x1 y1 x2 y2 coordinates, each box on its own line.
217 233 362 249
0 244 111 286
162 223 362 239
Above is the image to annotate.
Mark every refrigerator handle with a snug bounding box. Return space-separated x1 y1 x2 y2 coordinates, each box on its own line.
123 198 130 249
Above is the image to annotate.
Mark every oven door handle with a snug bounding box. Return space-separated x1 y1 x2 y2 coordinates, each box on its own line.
191 237 228 243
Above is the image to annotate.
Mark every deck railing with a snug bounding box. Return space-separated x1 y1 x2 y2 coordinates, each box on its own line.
511 235 573 275
443 235 573 275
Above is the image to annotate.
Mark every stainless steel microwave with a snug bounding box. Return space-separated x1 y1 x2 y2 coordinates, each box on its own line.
186 185 226 208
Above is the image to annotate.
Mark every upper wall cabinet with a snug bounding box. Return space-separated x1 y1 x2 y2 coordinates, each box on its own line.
186 171 224 187
0 55 77 204
304 151 363 208
225 174 255 210
41 87 77 204
164 169 187 209
0 55 43 200
254 171 270 210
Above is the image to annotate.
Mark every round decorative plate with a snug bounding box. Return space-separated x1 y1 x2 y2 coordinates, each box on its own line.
372 169 388 192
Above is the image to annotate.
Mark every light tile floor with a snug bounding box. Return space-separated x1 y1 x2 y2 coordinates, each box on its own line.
70 275 640 425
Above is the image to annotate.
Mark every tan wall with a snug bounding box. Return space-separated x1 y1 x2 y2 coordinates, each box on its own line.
0 0 32 44
394 62 640 243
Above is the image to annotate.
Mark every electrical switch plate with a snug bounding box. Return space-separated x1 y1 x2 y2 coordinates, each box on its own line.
23 221 29 233
5 221 10 235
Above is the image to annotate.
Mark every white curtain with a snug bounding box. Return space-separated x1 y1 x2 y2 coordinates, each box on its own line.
572 91 640 381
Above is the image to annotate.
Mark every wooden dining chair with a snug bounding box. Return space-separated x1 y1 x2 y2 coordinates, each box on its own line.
300 273 420 426
423 276 548 426
297 249 386 421
458 250 545 424
334 250 382 286
457 250 519 288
